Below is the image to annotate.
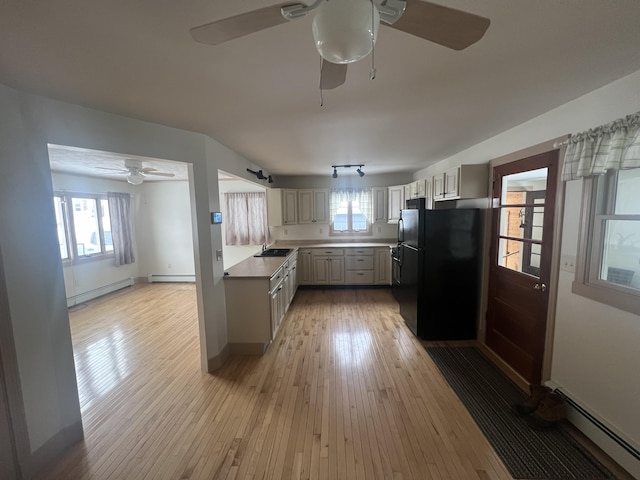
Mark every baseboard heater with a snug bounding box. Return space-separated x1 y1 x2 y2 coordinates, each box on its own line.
553 387 640 477
147 274 196 283
67 277 134 307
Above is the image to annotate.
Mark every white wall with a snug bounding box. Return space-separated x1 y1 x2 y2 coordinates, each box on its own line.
0 83 271 474
417 69 640 473
137 180 195 278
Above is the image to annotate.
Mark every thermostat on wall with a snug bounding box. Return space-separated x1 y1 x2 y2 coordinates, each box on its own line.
211 212 222 224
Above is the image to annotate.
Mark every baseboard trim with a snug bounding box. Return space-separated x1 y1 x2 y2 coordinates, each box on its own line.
147 274 196 283
66 278 134 307
546 383 640 479
27 420 84 479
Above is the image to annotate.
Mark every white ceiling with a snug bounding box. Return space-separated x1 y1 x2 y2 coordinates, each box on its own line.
2 1 640 178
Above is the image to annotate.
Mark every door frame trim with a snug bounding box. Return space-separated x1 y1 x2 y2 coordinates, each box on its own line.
480 136 567 384
0 245 31 479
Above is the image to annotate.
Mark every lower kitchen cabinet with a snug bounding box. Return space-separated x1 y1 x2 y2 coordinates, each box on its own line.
298 248 313 285
225 253 298 355
312 256 345 285
374 247 391 285
344 247 374 285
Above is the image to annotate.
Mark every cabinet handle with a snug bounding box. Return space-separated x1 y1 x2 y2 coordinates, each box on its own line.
357 259 364 262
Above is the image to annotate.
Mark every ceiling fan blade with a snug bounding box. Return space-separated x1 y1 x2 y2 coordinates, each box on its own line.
320 60 347 90
190 4 291 45
144 171 175 178
389 0 490 51
96 166 127 173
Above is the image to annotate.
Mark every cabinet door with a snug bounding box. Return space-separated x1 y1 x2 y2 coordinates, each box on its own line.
372 187 388 223
416 179 427 198
298 190 314 223
444 166 460 198
312 257 330 284
388 185 404 223
433 173 445 200
313 189 329 223
282 189 298 224
289 261 298 298
270 288 281 339
374 248 391 285
328 257 345 284
298 250 313 285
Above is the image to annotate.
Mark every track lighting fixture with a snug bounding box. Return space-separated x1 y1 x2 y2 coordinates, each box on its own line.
331 164 365 178
246 168 273 183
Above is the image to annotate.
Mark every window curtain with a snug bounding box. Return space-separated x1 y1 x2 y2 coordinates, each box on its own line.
561 111 640 181
107 192 135 266
224 192 268 245
330 188 372 220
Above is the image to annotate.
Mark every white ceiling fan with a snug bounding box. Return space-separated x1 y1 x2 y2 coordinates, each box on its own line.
98 159 176 185
190 0 490 89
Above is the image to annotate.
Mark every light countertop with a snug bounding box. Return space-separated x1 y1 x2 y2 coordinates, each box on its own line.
223 241 395 279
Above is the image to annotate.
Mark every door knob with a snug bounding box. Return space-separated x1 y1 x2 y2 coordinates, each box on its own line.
534 283 547 292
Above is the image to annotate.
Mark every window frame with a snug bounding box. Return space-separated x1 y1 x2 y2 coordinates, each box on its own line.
54 191 114 265
572 171 640 315
329 190 372 237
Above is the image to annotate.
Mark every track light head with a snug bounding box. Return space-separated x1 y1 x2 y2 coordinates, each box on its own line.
331 164 365 177
268 175 274 184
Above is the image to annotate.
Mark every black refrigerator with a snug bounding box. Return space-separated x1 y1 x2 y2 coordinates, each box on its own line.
395 207 482 340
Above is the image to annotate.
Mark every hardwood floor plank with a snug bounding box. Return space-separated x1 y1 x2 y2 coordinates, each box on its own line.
37 284 515 480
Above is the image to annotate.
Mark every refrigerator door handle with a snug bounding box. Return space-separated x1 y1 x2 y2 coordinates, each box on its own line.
397 218 404 243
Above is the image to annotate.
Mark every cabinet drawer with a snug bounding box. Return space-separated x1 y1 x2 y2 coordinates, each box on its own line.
270 267 284 291
345 271 374 284
345 247 374 256
345 256 374 270
312 248 344 256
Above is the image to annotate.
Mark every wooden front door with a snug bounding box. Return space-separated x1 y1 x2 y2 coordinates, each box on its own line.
485 151 559 384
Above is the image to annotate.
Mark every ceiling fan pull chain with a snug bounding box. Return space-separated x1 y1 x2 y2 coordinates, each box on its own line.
370 0 376 80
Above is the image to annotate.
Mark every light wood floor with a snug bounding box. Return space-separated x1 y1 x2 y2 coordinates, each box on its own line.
39 284 515 480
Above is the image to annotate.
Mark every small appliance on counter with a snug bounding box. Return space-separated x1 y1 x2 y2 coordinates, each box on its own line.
395 205 483 340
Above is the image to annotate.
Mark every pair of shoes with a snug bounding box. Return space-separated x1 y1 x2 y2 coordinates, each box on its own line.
512 384 552 415
527 392 566 428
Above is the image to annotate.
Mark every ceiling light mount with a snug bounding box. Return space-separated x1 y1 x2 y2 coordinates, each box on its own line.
331 164 365 178
247 168 274 183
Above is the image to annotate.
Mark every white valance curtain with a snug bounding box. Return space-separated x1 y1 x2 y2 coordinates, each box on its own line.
329 188 372 220
561 111 640 181
107 192 135 266
224 192 268 245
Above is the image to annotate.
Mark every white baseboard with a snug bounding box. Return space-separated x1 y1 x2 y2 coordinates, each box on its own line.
66 277 134 307
546 382 640 478
147 274 196 283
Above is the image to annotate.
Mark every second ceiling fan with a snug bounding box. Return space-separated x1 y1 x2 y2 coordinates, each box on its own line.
190 0 490 90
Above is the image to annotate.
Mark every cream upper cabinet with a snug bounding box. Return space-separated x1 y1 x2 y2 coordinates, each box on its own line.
298 189 329 224
266 188 283 226
372 187 388 224
388 185 405 223
437 164 489 201
282 189 298 224
433 173 445 200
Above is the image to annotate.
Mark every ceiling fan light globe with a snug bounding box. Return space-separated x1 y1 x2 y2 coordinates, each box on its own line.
127 172 144 185
312 0 380 64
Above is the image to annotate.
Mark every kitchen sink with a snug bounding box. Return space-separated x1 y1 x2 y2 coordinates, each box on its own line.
254 248 292 257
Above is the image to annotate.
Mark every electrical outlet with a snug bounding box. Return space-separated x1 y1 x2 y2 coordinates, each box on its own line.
560 254 576 273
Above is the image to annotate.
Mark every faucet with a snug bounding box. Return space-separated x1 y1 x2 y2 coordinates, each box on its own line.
262 243 267 252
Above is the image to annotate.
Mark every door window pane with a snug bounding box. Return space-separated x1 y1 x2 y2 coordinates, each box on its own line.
501 168 548 205
72 197 100 256
497 238 541 277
